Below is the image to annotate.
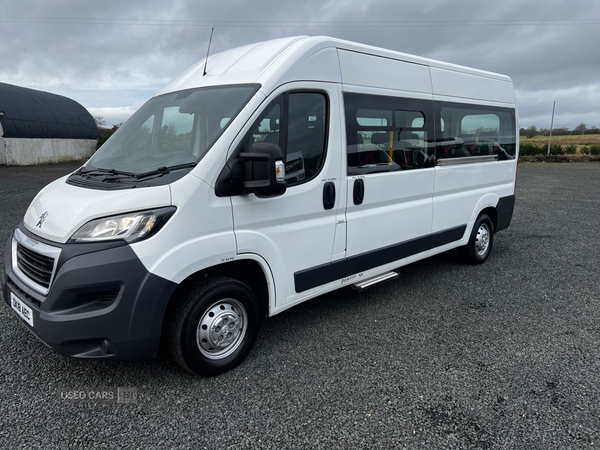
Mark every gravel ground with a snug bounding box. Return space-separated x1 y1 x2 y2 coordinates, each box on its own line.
0 162 599 449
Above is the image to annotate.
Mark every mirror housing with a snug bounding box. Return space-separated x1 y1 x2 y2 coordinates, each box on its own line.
239 142 286 197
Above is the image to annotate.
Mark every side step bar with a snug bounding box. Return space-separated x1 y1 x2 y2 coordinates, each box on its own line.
352 271 399 292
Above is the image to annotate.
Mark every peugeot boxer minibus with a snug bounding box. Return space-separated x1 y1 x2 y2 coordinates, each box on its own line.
2 36 518 376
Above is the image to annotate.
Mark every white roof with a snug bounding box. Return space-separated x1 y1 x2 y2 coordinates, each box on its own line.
156 36 514 103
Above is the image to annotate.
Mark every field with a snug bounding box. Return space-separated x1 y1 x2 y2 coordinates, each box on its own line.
521 134 600 154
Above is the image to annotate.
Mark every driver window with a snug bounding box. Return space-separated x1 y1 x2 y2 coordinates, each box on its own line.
236 95 283 155
235 91 329 188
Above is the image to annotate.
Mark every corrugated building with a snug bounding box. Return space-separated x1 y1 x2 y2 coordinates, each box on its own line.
0 83 97 165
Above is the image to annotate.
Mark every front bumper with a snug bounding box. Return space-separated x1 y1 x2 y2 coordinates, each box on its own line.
2 225 177 360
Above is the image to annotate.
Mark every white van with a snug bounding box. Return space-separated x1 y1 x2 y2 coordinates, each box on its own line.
2 36 518 376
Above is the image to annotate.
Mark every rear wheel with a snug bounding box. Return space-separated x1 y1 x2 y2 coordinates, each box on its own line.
167 277 260 376
461 213 494 264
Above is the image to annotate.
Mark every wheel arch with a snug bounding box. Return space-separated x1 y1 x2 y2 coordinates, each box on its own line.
161 255 275 336
479 206 497 232
470 193 499 234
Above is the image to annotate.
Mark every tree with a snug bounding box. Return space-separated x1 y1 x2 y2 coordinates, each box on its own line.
573 123 587 135
525 125 538 138
93 115 106 128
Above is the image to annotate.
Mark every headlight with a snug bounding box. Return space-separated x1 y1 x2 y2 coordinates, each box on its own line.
69 207 176 243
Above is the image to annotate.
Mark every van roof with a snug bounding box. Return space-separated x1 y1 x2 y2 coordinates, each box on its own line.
157 36 513 99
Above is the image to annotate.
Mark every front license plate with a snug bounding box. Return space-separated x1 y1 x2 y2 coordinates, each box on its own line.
11 292 34 327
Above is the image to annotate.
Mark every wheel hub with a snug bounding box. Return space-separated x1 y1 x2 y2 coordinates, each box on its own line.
475 224 490 256
196 299 246 359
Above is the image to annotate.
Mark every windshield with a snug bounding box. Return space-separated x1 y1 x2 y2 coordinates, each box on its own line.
88 85 259 174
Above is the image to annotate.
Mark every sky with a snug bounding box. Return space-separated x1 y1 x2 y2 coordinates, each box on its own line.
1 0 599 130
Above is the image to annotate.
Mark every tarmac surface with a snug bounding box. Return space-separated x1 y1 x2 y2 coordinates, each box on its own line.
0 162 599 449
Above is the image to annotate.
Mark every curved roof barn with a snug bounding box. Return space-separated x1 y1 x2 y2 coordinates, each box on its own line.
0 82 97 139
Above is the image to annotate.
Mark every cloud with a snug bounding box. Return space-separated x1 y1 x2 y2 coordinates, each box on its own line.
86 106 139 127
0 0 598 130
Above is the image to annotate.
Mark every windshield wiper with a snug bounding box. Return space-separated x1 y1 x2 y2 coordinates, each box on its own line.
77 167 136 177
134 162 197 179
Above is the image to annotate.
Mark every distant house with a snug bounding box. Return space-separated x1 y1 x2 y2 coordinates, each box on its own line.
0 82 97 165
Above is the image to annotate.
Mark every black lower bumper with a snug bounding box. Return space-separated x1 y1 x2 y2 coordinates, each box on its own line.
495 194 515 233
2 227 177 360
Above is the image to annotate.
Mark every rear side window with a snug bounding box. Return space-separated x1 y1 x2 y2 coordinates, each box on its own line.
235 91 328 186
344 93 435 175
435 102 516 161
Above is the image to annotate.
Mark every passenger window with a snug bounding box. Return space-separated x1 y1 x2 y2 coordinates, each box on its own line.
435 103 516 161
357 109 391 127
344 93 435 175
234 91 328 186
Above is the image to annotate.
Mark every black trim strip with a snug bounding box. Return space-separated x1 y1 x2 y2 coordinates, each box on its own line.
294 224 467 293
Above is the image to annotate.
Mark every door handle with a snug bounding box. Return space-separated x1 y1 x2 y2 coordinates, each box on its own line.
353 178 364 205
323 182 335 210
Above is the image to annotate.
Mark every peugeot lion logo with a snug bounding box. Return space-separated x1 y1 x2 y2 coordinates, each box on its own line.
36 211 49 228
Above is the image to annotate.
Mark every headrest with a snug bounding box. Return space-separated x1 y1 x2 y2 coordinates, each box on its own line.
371 132 388 145
270 117 279 131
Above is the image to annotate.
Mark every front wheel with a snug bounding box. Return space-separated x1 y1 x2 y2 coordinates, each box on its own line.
167 277 260 376
461 214 494 264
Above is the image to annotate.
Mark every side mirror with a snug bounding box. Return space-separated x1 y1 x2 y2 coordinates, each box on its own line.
239 142 286 197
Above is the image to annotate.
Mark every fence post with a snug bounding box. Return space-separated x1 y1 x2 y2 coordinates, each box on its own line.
547 101 556 156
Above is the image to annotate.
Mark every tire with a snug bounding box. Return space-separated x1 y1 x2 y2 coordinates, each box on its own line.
461 213 494 264
167 277 260 377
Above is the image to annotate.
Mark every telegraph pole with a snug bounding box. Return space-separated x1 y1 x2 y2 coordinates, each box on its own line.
547 101 556 156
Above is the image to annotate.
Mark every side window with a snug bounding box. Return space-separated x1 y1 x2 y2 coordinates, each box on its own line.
235 92 327 187
236 95 283 155
286 93 327 184
344 93 435 175
435 102 516 161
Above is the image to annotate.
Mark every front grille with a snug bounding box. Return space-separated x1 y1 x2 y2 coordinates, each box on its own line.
16 243 55 289
96 291 119 303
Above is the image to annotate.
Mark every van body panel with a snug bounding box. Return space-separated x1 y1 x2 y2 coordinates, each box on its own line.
132 173 236 284
231 82 344 307
345 170 435 261
338 49 432 94
432 161 516 234
430 67 515 104
270 47 342 87
23 175 171 244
